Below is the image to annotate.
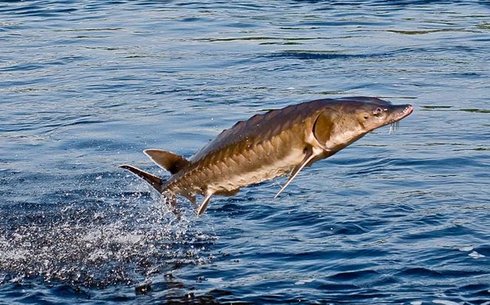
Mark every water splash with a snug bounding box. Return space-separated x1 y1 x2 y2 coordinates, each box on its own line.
0 189 215 288
389 121 400 135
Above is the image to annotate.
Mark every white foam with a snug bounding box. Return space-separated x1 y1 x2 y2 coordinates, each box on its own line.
468 251 485 259
458 245 473 252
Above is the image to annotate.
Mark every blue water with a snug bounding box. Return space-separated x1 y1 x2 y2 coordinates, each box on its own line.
1 1 489 304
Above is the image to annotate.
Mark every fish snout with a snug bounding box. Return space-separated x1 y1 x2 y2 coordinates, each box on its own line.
389 104 413 124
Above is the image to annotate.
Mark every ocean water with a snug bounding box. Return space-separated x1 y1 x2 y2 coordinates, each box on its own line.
0 1 489 304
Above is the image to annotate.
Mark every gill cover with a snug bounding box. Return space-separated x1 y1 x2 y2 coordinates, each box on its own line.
313 110 334 150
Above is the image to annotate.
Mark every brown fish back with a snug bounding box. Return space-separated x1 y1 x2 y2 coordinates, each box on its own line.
190 99 332 163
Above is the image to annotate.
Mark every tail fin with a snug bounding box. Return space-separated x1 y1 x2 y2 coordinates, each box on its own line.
120 164 166 194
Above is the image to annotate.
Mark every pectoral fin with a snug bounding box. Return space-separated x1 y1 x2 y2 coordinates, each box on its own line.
274 148 316 199
144 149 190 174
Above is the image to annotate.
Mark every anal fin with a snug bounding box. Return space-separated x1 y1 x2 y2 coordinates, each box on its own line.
274 148 316 199
195 189 238 215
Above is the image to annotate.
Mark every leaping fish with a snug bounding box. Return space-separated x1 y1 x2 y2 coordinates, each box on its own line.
121 97 413 215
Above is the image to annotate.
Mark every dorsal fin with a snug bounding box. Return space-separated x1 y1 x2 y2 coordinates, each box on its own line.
144 149 190 174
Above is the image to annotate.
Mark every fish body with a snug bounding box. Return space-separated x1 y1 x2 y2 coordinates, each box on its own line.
122 97 413 215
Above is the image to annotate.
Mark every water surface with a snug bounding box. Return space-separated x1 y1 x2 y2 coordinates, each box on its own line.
1 1 489 304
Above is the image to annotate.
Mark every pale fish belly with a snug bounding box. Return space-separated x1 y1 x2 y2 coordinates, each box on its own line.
208 147 305 193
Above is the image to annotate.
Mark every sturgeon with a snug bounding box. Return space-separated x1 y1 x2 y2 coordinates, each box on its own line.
121 97 413 215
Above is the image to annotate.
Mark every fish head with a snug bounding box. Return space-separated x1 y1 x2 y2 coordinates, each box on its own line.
313 97 413 151
352 98 414 133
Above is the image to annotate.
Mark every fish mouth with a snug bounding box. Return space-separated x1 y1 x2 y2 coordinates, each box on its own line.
390 104 413 124
387 104 413 134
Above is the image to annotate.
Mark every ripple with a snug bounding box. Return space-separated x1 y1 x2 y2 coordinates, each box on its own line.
269 50 391 60
1 0 490 303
